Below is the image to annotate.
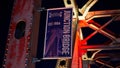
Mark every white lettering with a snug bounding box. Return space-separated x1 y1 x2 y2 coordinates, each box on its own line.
62 10 71 55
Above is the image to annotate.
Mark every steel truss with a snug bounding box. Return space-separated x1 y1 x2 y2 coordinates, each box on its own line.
56 0 120 68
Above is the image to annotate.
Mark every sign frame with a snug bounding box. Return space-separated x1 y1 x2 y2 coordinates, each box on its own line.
43 7 73 59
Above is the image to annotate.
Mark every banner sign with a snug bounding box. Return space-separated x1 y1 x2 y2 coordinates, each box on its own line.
43 7 73 59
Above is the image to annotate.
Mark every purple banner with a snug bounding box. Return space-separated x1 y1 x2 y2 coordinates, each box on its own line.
43 7 73 59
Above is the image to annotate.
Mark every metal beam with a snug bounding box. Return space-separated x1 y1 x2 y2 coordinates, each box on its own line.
95 53 120 59
27 0 42 68
96 59 114 68
79 0 98 17
63 0 79 18
87 16 117 41
85 10 120 21
80 45 120 51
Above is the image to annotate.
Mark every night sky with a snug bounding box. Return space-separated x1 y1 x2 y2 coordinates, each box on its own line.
0 0 120 68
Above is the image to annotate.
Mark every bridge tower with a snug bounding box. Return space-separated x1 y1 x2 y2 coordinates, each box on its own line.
56 0 120 68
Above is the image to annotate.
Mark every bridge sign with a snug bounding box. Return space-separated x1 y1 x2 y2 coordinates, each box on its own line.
43 7 73 59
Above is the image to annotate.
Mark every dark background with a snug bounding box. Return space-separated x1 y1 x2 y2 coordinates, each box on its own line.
0 0 120 68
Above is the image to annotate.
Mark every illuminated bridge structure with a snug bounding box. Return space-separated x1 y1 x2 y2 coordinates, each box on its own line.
2 0 120 68
56 0 120 68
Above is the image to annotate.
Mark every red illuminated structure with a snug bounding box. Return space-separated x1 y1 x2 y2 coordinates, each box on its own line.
56 0 120 68
2 0 120 68
3 0 41 68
